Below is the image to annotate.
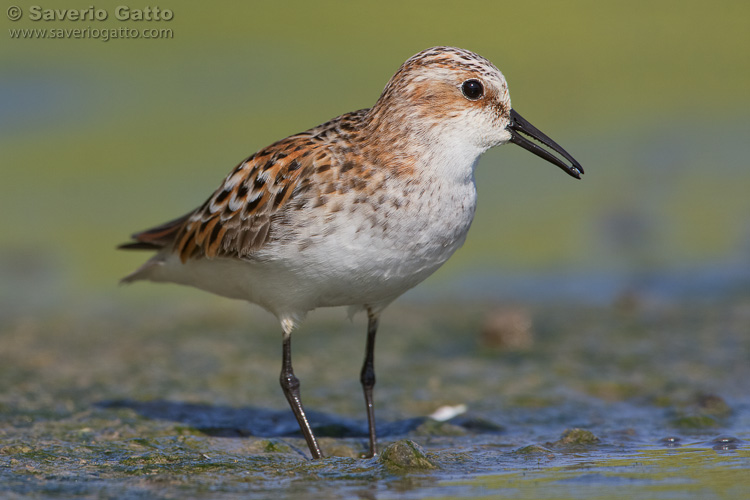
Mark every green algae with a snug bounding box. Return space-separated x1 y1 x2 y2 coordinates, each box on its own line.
670 415 721 430
442 448 750 500
1 297 748 498
513 445 555 457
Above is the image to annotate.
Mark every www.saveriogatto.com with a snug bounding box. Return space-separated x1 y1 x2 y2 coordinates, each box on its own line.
7 5 174 41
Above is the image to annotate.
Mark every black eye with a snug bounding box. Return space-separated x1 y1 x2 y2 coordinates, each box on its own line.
461 79 484 100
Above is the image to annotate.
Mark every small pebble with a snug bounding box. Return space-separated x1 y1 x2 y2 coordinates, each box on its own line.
378 440 436 470
429 404 467 422
551 428 600 446
659 436 681 448
696 394 732 418
480 307 534 350
710 435 741 451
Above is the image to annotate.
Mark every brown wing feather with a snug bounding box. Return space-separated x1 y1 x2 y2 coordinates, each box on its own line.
118 213 191 250
171 134 326 262
120 109 372 260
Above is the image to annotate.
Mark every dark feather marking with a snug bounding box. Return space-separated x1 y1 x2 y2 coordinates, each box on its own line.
179 231 197 262
215 189 231 203
118 241 161 250
340 161 355 173
209 222 222 244
273 183 291 209
288 159 301 171
197 198 210 213
262 159 275 171
246 195 262 213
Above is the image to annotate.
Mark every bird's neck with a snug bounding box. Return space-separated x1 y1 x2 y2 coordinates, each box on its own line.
361 106 484 184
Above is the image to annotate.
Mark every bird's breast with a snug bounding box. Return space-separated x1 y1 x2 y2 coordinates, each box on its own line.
260 170 477 306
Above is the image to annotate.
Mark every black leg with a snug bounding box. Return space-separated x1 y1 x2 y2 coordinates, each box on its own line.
360 310 379 457
280 330 322 459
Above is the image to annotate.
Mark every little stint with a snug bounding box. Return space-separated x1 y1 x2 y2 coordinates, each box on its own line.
120 46 584 459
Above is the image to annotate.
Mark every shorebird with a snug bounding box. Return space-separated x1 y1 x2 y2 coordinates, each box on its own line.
119 46 583 459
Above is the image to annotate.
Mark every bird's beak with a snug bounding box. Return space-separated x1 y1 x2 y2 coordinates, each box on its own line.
508 109 584 179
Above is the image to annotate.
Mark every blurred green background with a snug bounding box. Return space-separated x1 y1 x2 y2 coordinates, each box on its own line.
2 0 749 313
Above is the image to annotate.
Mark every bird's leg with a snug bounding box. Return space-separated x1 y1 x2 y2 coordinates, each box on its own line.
279 329 322 459
360 310 379 458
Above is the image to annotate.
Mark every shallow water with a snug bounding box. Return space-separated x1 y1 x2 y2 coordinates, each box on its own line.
1 295 748 498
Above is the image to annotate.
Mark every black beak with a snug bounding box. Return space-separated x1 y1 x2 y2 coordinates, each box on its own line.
508 109 584 179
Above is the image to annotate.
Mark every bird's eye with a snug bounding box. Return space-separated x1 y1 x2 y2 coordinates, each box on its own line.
461 79 484 100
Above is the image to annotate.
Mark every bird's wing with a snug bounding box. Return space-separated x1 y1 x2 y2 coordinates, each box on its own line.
121 132 329 262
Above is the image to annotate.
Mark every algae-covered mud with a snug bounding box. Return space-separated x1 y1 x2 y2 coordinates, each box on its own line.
1 295 748 498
